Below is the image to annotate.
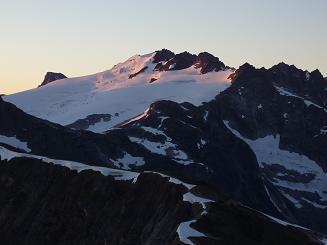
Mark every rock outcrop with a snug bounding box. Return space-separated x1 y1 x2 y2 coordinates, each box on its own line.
39 72 67 87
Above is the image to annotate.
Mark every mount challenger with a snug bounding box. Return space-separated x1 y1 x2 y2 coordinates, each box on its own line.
4 50 233 132
1 50 327 244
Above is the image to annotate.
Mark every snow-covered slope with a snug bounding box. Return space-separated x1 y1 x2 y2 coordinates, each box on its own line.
4 51 233 133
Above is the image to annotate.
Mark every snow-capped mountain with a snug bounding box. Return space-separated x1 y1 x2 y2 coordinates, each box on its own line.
4 50 233 133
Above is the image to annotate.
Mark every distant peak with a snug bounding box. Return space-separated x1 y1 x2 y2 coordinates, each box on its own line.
39 72 67 87
198 52 216 58
195 52 226 73
239 62 256 71
269 62 301 74
228 63 257 82
269 63 325 82
310 69 324 80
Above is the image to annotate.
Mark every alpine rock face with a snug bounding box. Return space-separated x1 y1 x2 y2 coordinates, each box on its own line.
1 49 327 244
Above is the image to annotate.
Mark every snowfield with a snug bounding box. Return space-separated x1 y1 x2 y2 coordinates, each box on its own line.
4 52 233 133
223 120 327 210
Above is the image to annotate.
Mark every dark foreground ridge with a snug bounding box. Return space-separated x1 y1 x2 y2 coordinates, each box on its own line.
0 155 323 245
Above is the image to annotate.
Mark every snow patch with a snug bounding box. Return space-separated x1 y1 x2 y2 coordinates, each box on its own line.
244 204 309 231
264 185 284 213
263 213 309 230
320 238 327 245
0 146 140 182
280 191 303 208
180 105 190 111
158 116 169 129
203 111 209 122
144 171 195 190
305 72 311 81
128 127 193 165
177 220 206 245
301 198 327 209
121 108 150 126
111 152 145 170
183 192 214 211
274 85 326 111
197 139 206 149
169 63 176 70
129 136 192 165
0 135 31 152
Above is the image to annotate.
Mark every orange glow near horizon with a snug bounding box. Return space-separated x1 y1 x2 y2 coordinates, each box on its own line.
1 0 326 94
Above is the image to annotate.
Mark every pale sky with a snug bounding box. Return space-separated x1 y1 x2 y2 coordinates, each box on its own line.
1 0 326 94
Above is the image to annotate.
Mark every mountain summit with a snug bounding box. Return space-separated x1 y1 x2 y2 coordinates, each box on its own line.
152 49 226 74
